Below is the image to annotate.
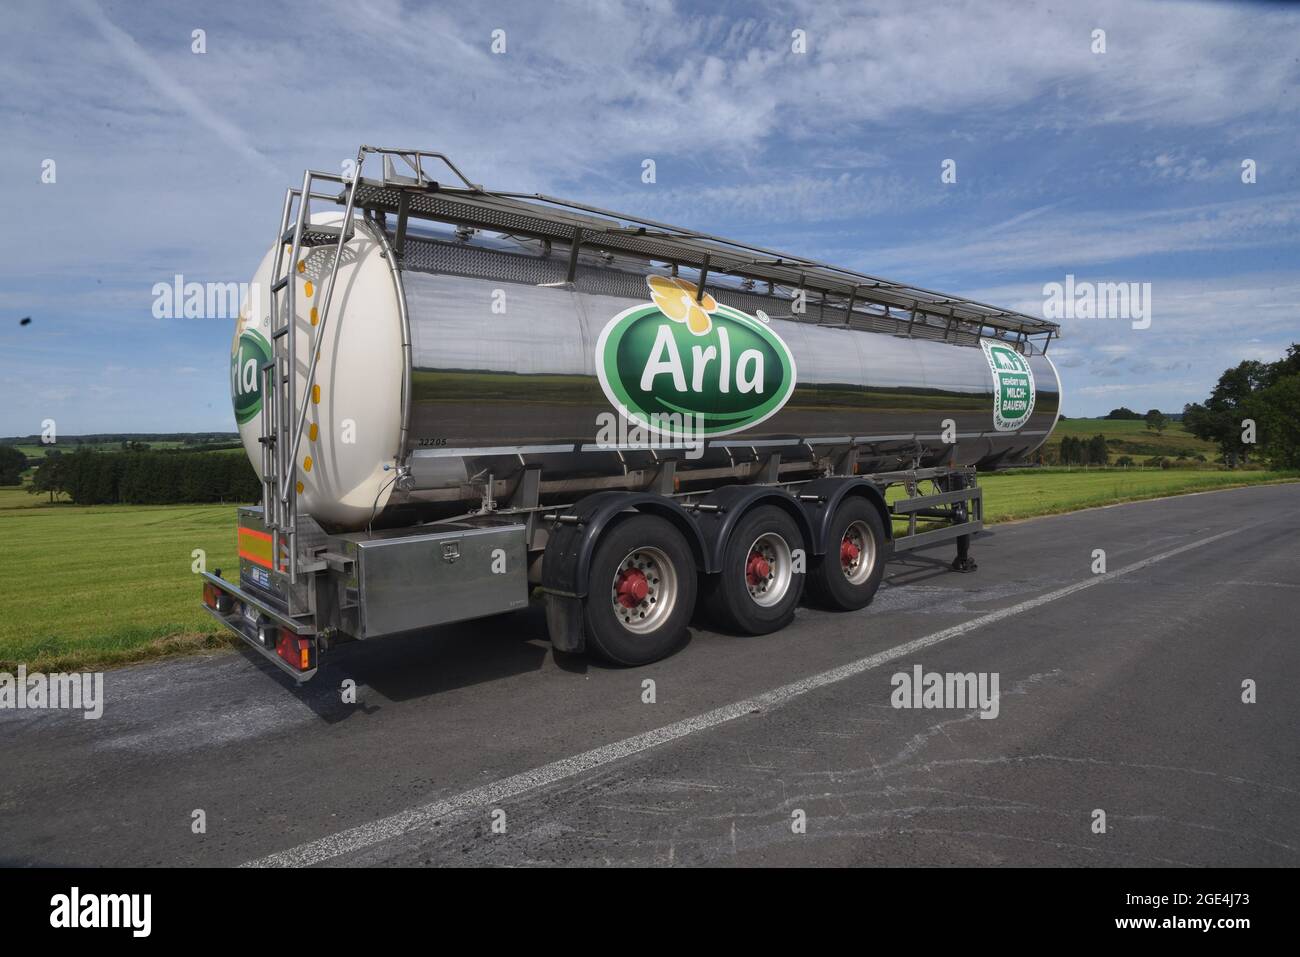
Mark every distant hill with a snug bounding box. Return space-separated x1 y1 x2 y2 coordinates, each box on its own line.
1 432 238 445
2 433 243 463
1045 417 1217 465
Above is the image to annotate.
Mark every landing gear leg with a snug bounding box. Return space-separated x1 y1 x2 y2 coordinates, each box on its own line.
951 533 977 573
946 471 978 573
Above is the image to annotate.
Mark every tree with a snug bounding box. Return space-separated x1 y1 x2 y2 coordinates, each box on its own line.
1105 407 1142 420
1245 366 1300 469
1088 434 1109 465
1144 409 1167 435
1184 359 1273 467
1185 344 1300 468
1059 435 1078 465
28 450 67 502
0 445 28 485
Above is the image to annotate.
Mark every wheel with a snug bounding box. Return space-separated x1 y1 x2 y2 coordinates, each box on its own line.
702 504 805 635
582 514 697 666
806 496 887 611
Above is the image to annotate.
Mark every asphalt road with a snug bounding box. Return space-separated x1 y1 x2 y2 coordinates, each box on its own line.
1 483 1296 867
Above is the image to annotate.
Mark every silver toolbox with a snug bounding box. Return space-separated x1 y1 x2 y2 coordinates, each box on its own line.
340 522 529 638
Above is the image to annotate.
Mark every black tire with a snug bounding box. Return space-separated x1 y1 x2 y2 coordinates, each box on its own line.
806 496 887 611
702 504 806 635
583 514 697 666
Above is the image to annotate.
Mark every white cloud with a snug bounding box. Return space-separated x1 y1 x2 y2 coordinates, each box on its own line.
71 0 271 170
858 193 1300 278
1 0 1298 431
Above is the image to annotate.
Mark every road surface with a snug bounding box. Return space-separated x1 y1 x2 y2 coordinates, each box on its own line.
1 483 1296 866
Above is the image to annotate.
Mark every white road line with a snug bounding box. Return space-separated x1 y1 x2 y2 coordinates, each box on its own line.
244 524 1246 868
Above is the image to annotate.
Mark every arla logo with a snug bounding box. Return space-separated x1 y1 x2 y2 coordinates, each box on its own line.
980 339 1036 432
596 276 797 438
231 329 271 425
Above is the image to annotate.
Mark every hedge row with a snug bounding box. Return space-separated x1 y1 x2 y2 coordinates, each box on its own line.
57 450 262 505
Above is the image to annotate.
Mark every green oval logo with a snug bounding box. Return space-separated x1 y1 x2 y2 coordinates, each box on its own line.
231 329 271 425
596 278 797 438
980 340 1036 432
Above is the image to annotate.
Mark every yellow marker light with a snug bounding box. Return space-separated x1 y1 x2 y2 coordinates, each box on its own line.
311 385 320 404
297 260 306 274
295 481 304 495
304 280 314 297
310 307 318 325
308 423 318 442
303 456 313 472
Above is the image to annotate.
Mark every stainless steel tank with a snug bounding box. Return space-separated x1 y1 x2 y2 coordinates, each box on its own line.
234 218 1060 530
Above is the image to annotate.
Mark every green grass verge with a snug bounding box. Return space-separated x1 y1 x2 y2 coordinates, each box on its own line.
974 468 1298 522
1 469 1295 673
0 499 240 673
887 468 1299 531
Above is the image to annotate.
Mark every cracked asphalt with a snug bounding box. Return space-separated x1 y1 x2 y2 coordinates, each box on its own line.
1 482 1296 867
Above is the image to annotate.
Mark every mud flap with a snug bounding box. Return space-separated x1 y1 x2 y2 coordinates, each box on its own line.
545 593 586 653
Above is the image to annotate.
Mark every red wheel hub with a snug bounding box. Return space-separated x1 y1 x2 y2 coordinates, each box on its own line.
746 551 771 586
615 568 650 608
840 536 860 567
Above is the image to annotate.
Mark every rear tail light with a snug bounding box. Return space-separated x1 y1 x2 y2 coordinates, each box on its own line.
275 631 315 672
203 582 232 614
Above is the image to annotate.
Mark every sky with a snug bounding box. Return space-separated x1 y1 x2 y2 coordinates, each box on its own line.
1 0 1297 435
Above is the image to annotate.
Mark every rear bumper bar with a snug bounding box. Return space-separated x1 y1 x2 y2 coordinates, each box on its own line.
199 572 319 682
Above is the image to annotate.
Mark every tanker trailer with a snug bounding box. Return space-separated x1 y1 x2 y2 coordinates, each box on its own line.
203 147 1061 681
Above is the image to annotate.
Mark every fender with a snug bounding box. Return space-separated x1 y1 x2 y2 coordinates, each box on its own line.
795 476 893 557
540 490 707 599
693 484 816 574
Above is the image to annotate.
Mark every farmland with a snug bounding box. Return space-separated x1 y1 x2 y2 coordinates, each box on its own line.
1042 417 1220 465
4 434 242 468
0 495 239 672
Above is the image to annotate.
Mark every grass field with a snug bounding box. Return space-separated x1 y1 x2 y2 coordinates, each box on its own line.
0 495 239 672
0 486 67 508
1 468 1296 673
973 468 1296 522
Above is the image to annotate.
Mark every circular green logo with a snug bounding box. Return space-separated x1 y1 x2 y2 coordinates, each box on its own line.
231 330 272 425
981 340 1036 431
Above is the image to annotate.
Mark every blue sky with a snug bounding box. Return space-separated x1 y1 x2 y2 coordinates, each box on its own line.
1 0 1297 435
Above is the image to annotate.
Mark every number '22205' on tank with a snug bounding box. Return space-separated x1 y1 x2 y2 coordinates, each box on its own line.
203 146 1060 683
